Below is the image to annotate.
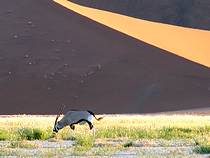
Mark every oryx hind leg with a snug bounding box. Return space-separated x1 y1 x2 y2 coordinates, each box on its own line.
72 119 93 130
69 124 75 130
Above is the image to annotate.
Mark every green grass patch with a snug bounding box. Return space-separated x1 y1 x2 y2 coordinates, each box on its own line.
74 134 94 148
95 126 209 140
0 126 209 140
72 134 94 155
157 127 193 139
17 128 51 140
0 115 209 141
8 141 37 148
0 129 9 140
123 140 134 148
92 145 121 156
194 144 210 154
193 137 210 154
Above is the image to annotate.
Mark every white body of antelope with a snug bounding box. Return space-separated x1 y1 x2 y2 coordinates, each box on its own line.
53 109 103 133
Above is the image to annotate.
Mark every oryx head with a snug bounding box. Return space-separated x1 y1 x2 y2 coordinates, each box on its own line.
53 105 65 133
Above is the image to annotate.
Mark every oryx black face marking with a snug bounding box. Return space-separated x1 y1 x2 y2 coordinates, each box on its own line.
53 127 58 133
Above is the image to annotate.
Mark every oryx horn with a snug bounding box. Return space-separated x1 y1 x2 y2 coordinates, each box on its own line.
54 105 66 126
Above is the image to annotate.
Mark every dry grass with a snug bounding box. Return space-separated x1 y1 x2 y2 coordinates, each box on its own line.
0 115 209 140
0 114 210 157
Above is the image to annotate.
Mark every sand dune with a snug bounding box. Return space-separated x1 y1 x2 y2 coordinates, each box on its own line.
0 0 209 114
54 0 210 68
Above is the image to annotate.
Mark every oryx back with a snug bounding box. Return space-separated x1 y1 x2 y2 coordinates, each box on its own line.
62 110 93 125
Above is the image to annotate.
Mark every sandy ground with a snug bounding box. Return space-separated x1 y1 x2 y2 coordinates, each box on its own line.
0 0 210 114
0 139 209 157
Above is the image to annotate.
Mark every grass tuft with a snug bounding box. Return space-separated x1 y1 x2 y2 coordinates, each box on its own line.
193 137 210 154
0 129 9 140
8 141 37 148
74 134 94 148
92 145 121 156
194 144 210 154
123 140 134 148
72 134 95 155
17 128 51 140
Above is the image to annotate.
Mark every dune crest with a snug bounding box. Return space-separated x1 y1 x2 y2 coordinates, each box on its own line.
54 0 210 68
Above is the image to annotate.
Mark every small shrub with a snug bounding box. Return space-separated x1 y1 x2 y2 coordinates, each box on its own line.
194 144 210 154
75 135 94 148
0 129 9 140
0 149 9 156
123 141 133 148
193 138 210 154
73 146 90 155
135 129 151 139
42 128 53 140
92 145 119 156
96 127 133 138
9 141 37 148
72 134 95 154
59 129 76 140
157 127 194 139
17 128 46 140
18 128 32 140
33 129 42 139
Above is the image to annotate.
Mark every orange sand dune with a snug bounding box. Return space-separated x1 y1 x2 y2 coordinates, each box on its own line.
54 0 210 68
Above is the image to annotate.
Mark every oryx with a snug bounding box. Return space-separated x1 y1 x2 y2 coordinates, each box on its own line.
53 106 103 133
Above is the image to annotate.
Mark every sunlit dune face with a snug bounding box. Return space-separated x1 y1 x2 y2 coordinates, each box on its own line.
54 0 210 68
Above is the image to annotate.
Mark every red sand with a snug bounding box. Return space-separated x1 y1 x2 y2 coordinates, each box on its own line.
0 0 210 114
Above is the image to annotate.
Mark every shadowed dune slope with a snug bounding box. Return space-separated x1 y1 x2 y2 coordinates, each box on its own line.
0 0 209 114
72 0 210 30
